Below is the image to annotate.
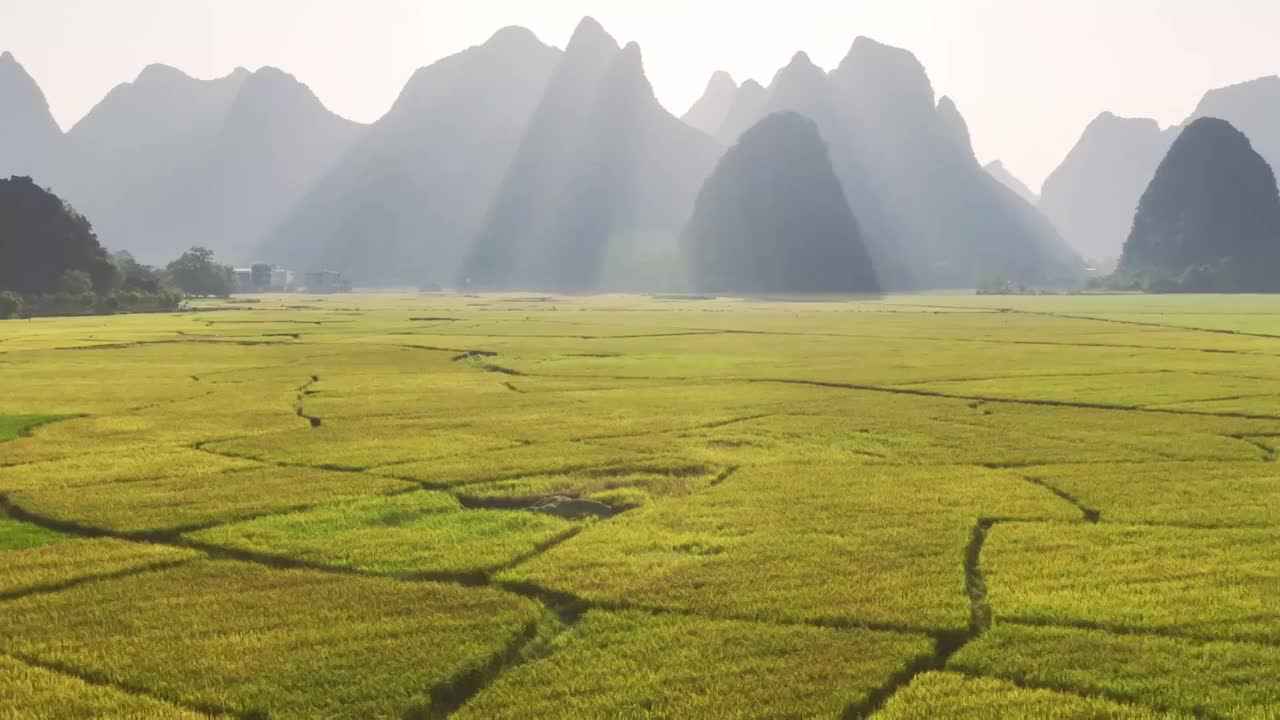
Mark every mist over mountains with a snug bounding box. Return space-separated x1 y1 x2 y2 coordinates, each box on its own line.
268 26 562 286
708 38 1080 288
43 16 1280 292
1120 117 1280 290
463 19 721 291
1042 76 1280 264
0 52 61 183
682 112 879 294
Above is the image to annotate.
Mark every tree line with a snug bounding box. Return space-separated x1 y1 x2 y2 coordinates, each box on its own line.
0 176 236 319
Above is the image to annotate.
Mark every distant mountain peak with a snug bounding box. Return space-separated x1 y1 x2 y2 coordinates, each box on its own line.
843 36 926 73
487 25 541 46
1087 111 1161 132
0 45 62 179
135 63 190 84
741 79 765 93
683 71 739 135
788 50 816 67
936 95 976 159
833 36 935 111
249 66 294 81
985 160 1038 204
773 51 825 86
567 16 619 54
708 70 735 87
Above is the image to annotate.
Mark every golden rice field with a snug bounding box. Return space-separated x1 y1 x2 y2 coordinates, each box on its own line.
2 292 1279 719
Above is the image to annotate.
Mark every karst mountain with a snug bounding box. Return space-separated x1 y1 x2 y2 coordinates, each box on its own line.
1043 75 1280 264
2 20 1102 290
0 52 62 181
461 18 720 291
1120 117 1280 291
681 112 878 294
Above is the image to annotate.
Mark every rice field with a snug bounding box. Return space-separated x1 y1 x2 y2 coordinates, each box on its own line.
2 292 1279 718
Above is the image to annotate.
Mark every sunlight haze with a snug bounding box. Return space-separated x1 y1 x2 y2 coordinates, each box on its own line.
5 0 1280 187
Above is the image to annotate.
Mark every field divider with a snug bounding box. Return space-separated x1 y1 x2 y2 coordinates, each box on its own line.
419 341 1280 423
426 592 588 719
293 374 323 428
1224 434 1279 461
0 559 194 605
943 665 1213 720
0 652 245 719
746 378 1280 422
1017 476 1102 523
999 614 1280 649
840 517 1001 718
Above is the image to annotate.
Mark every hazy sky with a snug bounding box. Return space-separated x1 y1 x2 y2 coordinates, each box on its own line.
5 0 1280 189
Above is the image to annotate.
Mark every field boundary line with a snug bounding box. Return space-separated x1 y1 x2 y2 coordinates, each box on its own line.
1017 476 1102 523
0 559 194 605
748 377 1280 421
999 615 1280 649
1 652 250 719
943 665 1217 720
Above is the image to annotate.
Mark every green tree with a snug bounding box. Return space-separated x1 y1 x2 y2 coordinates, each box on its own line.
166 247 234 298
113 250 166 293
0 176 117 295
60 269 93 295
0 291 21 319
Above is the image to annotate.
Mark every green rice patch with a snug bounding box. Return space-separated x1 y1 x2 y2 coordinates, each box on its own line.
189 491 583 577
0 513 65 552
0 415 74 443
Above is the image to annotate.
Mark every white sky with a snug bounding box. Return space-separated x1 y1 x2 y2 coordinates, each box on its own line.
5 0 1280 189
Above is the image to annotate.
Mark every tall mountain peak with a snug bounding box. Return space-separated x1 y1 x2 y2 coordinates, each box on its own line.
0 48 63 178
788 51 816 68
936 95 975 158
135 63 190 84
683 71 739 136
985 160 1038 205
715 78 770 144
1040 111 1173 261
773 51 826 88
832 36 935 113
486 25 541 48
1087 111 1161 134
707 70 735 88
566 16 619 55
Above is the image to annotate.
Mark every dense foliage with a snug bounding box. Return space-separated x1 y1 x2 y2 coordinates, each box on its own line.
165 246 235 298
0 176 116 296
0 177 184 317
